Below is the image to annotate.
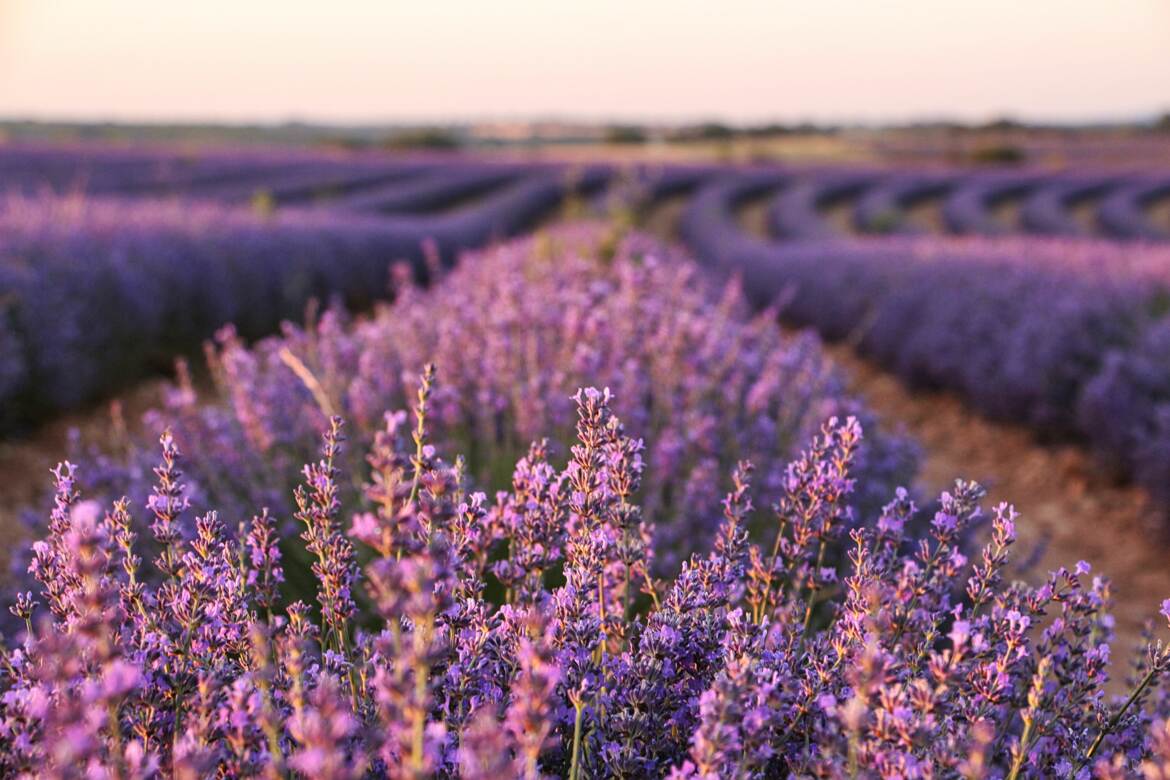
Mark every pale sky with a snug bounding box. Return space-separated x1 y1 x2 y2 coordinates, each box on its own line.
1 0 1168 124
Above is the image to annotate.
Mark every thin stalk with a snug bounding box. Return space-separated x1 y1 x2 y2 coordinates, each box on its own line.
568 701 586 780
107 702 125 776
1073 666 1160 776
801 541 828 636
758 517 790 622
278 348 337 418
409 620 434 772
1006 716 1034 780
407 365 435 508
255 675 287 778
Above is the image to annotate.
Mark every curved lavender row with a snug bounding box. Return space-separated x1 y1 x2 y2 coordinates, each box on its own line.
262 166 432 206
679 177 1170 503
82 159 331 201
103 153 439 201
765 172 873 240
852 173 953 235
1019 176 1115 237
160 161 433 207
324 164 531 214
1098 177 1170 240
941 173 1038 236
677 172 788 272
0 169 601 431
0 144 472 207
592 163 725 215
0 144 353 197
0 200 420 428
355 167 612 259
637 164 726 199
0 145 192 194
128 161 338 202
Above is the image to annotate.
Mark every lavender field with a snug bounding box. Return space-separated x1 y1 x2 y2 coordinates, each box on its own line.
6 134 1170 777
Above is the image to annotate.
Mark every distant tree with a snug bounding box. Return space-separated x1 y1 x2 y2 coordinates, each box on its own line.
1156 113 1170 132
382 127 461 150
602 125 647 145
980 117 1025 132
969 144 1026 165
742 123 792 138
670 122 736 143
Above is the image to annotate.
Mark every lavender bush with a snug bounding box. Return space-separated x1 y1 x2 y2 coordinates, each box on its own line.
65 226 914 567
765 173 874 240
6 380 1170 776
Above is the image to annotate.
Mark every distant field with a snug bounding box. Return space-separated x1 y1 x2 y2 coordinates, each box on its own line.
1 138 1170 506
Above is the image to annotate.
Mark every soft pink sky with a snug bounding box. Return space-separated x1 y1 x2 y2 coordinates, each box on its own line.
1 0 1168 124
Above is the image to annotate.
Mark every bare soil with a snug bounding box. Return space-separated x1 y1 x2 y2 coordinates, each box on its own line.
988 194 1025 232
0 381 170 573
735 190 775 238
640 193 690 241
1149 195 1170 233
903 194 948 234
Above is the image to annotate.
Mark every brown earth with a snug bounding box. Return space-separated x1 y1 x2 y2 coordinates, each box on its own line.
0 380 170 573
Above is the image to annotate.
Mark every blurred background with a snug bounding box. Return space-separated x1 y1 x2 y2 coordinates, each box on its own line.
2 0 1168 159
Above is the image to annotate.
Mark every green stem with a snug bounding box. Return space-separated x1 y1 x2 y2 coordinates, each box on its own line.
568 701 585 780
1073 666 1159 776
801 541 828 636
1006 716 1034 780
409 624 433 772
758 517 789 623
107 702 125 775
256 677 287 778
407 366 434 509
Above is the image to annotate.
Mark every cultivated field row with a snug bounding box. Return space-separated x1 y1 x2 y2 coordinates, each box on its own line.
4 144 1170 506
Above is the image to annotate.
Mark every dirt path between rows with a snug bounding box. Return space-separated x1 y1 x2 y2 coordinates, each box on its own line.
827 345 1170 674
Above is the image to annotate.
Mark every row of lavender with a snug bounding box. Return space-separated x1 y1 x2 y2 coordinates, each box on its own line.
677 175 1170 505
10 227 1170 775
756 169 1170 241
0 146 610 430
7 144 1168 238
4 141 1170 502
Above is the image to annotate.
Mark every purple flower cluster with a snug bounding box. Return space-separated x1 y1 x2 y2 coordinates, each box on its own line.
64 226 913 571
6 380 1170 777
